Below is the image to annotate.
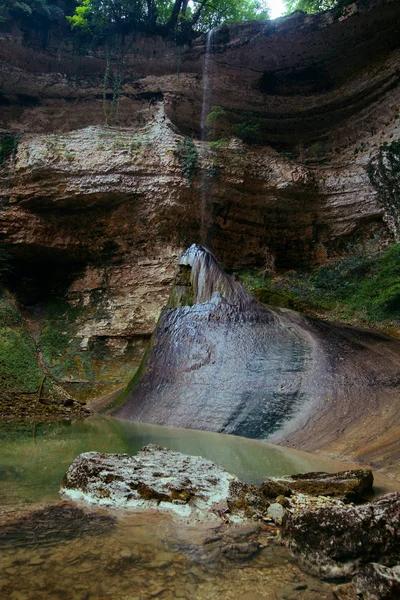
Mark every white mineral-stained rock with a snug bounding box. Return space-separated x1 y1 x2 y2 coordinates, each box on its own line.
60 444 238 522
266 503 286 525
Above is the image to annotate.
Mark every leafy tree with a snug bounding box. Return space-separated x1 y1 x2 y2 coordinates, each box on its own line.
0 0 78 41
0 0 66 23
68 0 269 42
285 0 351 14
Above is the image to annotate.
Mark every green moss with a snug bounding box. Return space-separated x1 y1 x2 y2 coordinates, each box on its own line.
106 337 154 414
39 298 95 383
0 297 23 327
0 135 18 166
0 295 42 395
38 294 137 396
167 265 194 308
209 139 229 151
0 328 42 393
237 270 271 294
356 244 400 320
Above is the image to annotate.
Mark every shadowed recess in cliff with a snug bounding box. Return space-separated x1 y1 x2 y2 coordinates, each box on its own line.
115 246 400 476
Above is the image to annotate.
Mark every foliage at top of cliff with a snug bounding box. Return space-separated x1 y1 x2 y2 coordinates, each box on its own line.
67 0 269 43
0 0 75 27
284 0 352 14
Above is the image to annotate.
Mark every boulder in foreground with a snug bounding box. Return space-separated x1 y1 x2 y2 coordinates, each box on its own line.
354 563 400 600
281 492 400 577
60 444 238 520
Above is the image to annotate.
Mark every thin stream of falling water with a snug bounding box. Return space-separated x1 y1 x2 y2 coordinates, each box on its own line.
200 28 215 246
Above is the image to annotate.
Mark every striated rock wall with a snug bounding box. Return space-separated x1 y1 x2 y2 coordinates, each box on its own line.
0 0 399 404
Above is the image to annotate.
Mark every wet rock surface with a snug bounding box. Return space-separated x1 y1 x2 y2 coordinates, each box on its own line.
60 444 237 519
281 492 400 578
354 563 400 600
227 481 270 521
116 245 400 478
270 469 374 501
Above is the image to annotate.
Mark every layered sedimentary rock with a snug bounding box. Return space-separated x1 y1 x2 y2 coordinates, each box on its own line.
0 1 399 413
1 0 399 150
0 113 390 401
116 245 400 477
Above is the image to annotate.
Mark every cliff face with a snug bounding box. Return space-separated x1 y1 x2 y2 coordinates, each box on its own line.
0 0 399 404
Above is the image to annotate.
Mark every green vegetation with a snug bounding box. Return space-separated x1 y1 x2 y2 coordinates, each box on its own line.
205 105 225 141
233 117 261 144
0 295 42 395
285 0 352 15
238 242 400 327
209 138 229 150
173 137 198 185
204 107 263 145
39 298 95 383
0 0 73 33
0 136 18 167
1 0 63 21
68 0 269 44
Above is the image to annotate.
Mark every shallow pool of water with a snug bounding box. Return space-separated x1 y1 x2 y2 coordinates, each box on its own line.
0 415 358 507
0 416 390 600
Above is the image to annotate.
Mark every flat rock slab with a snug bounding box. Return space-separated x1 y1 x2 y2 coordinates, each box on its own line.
60 444 238 520
270 469 373 501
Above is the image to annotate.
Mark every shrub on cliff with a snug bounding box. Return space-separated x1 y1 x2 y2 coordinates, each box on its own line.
239 242 400 327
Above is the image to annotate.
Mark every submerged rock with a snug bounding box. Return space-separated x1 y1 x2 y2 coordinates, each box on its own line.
269 469 373 501
60 444 238 520
281 492 400 578
0 503 115 549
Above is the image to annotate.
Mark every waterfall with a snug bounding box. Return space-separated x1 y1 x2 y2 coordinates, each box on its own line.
199 28 215 246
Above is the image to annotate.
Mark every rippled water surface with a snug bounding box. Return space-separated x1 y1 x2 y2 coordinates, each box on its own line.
0 417 359 599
